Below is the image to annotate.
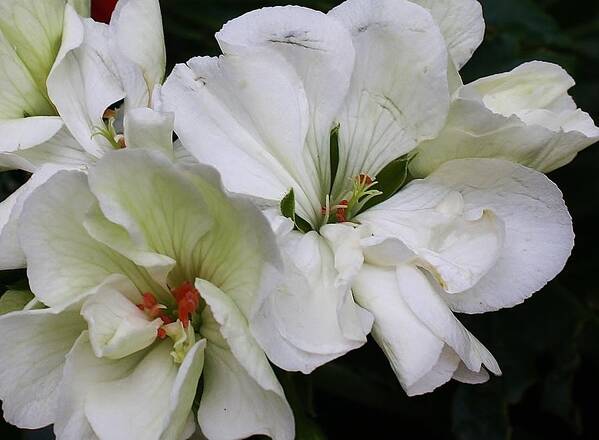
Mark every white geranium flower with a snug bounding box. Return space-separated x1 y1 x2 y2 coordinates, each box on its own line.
0 144 294 439
0 0 166 269
161 0 586 394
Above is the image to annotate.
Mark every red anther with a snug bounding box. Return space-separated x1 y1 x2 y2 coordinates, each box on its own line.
159 313 173 325
157 327 167 340
357 174 373 186
335 200 348 223
91 0 119 24
321 206 327 215
171 281 201 328
142 292 158 309
136 303 145 311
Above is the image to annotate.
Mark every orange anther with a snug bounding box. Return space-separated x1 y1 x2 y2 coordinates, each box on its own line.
157 327 167 340
102 108 117 119
356 174 373 186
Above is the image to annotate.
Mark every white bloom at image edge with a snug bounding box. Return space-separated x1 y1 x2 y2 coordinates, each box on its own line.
0 142 295 439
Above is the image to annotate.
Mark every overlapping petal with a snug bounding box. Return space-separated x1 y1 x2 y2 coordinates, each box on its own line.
410 0 484 69
85 339 205 440
360 158 573 313
251 230 372 373
328 0 450 200
0 308 85 428
411 62 599 176
352 263 499 395
109 0 166 109
216 5 355 197
199 295 294 440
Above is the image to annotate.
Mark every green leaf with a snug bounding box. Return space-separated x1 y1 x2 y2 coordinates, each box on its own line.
0 290 34 315
361 155 410 211
280 188 296 222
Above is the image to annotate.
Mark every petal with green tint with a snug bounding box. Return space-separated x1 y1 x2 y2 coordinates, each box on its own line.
19 170 164 308
0 0 65 108
81 286 162 359
55 332 145 440
85 339 205 440
89 149 280 318
0 164 69 270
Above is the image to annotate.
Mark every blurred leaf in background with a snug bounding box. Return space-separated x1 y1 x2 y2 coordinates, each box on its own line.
2 0 598 438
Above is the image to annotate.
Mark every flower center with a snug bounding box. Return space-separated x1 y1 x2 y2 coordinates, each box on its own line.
92 108 126 149
136 282 201 363
321 173 381 224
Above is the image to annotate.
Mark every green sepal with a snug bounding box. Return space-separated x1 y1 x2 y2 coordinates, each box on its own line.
280 188 312 233
361 154 411 212
280 188 296 222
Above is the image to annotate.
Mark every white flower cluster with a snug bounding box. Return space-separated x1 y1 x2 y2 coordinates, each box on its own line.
0 0 596 439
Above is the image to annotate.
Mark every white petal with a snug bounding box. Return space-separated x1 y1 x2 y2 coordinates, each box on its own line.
453 362 489 384
55 332 145 440
0 124 92 172
109 0 166 109
320 223 366 288
85 339 205 440
410 0 484 69
352 264 447 394
162 52 323 224
161 339 206 440
81 287 162 359
47 6 124 157
396 263 500 374
357 183 505 294
0 118 62 154
123 107 174 156
198 280 285 395
0 164 67 270
198 305 294 440
0 308 85 428
416 158 573 313
328 0 449 200
251 231 372 373
411 61 599 176
407 346 462 396
216 5 355 196
19 170 161 308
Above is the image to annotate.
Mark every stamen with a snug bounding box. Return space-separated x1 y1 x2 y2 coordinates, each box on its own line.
335 200 348 223
322 173 381 224
171 282 201 328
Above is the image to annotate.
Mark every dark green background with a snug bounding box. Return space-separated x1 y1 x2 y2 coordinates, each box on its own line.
2 0 599 438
